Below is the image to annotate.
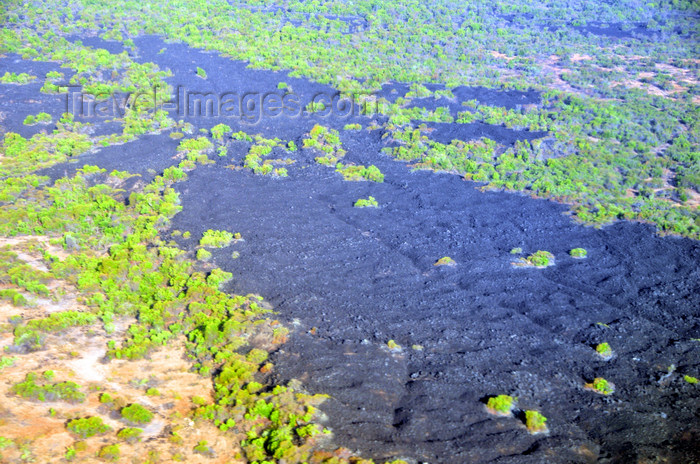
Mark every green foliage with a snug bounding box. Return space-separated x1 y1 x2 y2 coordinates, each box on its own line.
196 67 207 78
12 311 97 352
0 72 36 84
193 440 214 457
0 356 17 370
242 136 290 176
0 437 14 449
177 137 212 153
66 417 111 438
196 248 213 261
303 125 345 165
211 123 231 140
434 256 456 266
0 289 27 306
24 112 52 125
684 375 698 384
524 410 548 433
97 444 120 461
117 427 143 443
354 196 378 208
200 229 234 248
586 377 614 395
11 372 85 403
121 403 153 424
486 395 516 415
595 342 613 359
387 340 401 351
570 248 587 258
514 250 554 268
336 163 384 182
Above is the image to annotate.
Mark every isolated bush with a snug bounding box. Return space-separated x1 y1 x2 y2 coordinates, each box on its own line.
66 417 111 438
121 403 153 424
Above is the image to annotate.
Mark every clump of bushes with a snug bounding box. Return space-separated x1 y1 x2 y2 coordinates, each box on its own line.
303 124 346 164
0 72 36 84
11 372 85 403
199 229 234 247
513 250 554 268
335 163 384 182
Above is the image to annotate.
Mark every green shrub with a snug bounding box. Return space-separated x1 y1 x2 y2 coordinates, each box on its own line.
117 427 143 443
595 342 613 359
97 444 120 461
211 123 231 140
196 248 212 261
336 163 384 182
193 440 214 457
121 403 153 424
200 229 233 247
0 72 36 84
527 251 554 267
354 196 378 208
486 395 516 416
524 410 548 433
66 417 111 438
196 67 207 78
570 248 587 258
585 377 614 395
0 356 17 370
11 372 85 403
0 289 28 307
